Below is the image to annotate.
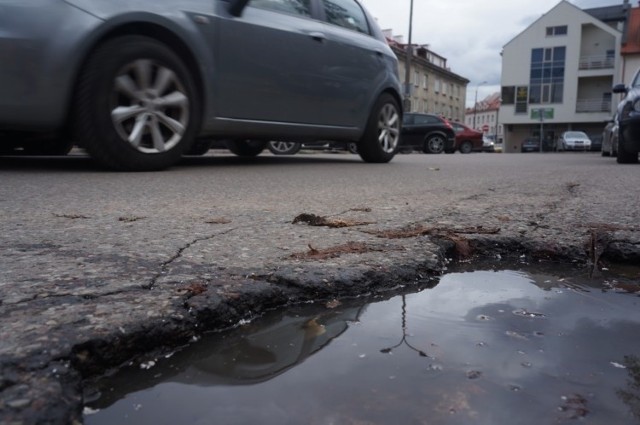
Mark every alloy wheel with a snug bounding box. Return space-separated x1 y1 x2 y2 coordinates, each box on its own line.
377 104 400 153
110 59 189 154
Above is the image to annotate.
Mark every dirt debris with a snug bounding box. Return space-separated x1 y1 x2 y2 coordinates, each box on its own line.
293 213 374 228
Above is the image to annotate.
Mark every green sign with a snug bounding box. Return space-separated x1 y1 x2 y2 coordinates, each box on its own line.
531 108 554 120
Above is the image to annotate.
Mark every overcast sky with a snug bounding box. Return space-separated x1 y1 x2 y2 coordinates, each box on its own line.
359 0 624 106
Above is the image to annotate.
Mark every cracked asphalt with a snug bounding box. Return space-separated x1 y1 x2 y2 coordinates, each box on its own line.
1 151 639 424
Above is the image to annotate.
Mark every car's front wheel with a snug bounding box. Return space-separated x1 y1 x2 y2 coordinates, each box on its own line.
357 93 400 163
74 36 200 171
424 134 445 154
227 140 267 157
459 141 473 154
267 141 301 155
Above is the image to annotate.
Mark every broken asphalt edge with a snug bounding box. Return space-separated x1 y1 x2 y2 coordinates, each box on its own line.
1 231 639 425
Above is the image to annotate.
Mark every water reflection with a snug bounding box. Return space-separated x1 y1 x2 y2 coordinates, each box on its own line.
85 265 640 425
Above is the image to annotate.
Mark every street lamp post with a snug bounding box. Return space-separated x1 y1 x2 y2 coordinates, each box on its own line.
473 81 487 130
403 0 414 112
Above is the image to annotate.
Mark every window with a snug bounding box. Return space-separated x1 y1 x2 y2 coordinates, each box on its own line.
423 74 428 89
435 79 441 93
529 46 565 104
414 70 419 86
501 86 515 104
515 86 528 114
250 0 311 16
546 25 568 36
322 0 369 34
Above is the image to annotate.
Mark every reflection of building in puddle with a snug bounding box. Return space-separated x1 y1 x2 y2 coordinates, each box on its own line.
178 305 365 386
87 304 365 408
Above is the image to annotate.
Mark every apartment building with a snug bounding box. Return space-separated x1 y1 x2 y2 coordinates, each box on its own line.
385 31 469 123
465 93 502 142
499 1 627 153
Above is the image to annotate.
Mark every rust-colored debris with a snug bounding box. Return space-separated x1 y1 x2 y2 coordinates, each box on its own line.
364 224 500 240
180 282 208 296
289 241 389 260
363 224 500 259
293 213 374 228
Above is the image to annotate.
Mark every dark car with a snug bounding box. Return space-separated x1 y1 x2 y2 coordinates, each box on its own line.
400 113 455 154
611 69 640 163
449 122 483 153
0 0 402 170
521 138 540 152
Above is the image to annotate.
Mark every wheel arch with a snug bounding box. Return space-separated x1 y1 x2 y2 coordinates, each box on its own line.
65 20 208 133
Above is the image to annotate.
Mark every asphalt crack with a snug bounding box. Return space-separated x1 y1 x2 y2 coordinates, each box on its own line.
144 228 236 290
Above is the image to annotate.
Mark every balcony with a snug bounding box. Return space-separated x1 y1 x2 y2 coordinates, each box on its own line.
576 98 611 113
579 54 614 70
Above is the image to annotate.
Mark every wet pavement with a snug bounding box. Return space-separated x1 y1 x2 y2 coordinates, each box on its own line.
83 263 640 425
1 152 640 424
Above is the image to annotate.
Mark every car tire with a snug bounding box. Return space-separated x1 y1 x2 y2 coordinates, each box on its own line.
357 93 400 163
185 138 213 156
424 134 445 154
459 141 473 154
227 140 267 157
616 139 639 164
267 141 301 155
74 36 200 171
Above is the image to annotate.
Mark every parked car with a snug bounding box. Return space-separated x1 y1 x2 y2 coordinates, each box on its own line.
482 135 496 152
557 131 592 151
0 0 402 170
521 138 540 152
589 134 603 152
265 141 358 155
448 122 483 153
602 116 618 157
400 113 455 154
612 69 640 163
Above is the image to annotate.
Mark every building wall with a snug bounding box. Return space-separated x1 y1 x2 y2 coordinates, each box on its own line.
500 1 622 152
395 48 469 122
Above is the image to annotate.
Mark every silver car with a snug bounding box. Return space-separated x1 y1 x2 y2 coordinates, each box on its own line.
0 0 402 170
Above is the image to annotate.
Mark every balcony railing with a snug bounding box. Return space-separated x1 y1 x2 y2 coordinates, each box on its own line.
579 54 614 70
576 98 611 113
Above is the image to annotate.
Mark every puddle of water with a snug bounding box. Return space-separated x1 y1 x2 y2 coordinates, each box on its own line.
83 264 640 425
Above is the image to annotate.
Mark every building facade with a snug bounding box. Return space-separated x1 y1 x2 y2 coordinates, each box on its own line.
499 1 627 153
465 93 502 142
385 32 469 123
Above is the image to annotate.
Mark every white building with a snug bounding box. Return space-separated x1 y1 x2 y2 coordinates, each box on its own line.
499 0 628 152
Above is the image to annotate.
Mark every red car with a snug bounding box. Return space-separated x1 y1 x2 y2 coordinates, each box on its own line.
449 122 484 154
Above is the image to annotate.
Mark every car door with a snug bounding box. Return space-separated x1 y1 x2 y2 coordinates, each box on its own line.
216 0 329 124
314 0 386 127
400 114 427 147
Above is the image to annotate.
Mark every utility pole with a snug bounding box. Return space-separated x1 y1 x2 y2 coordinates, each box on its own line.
403 0 414 112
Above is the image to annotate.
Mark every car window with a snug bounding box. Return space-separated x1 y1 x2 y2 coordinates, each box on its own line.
402 115 413 125
321 0 370 34
249 0 312 16
414 115 436 125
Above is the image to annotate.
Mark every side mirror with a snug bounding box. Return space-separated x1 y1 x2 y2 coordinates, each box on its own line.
612 83 628 94
228 0 250 17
